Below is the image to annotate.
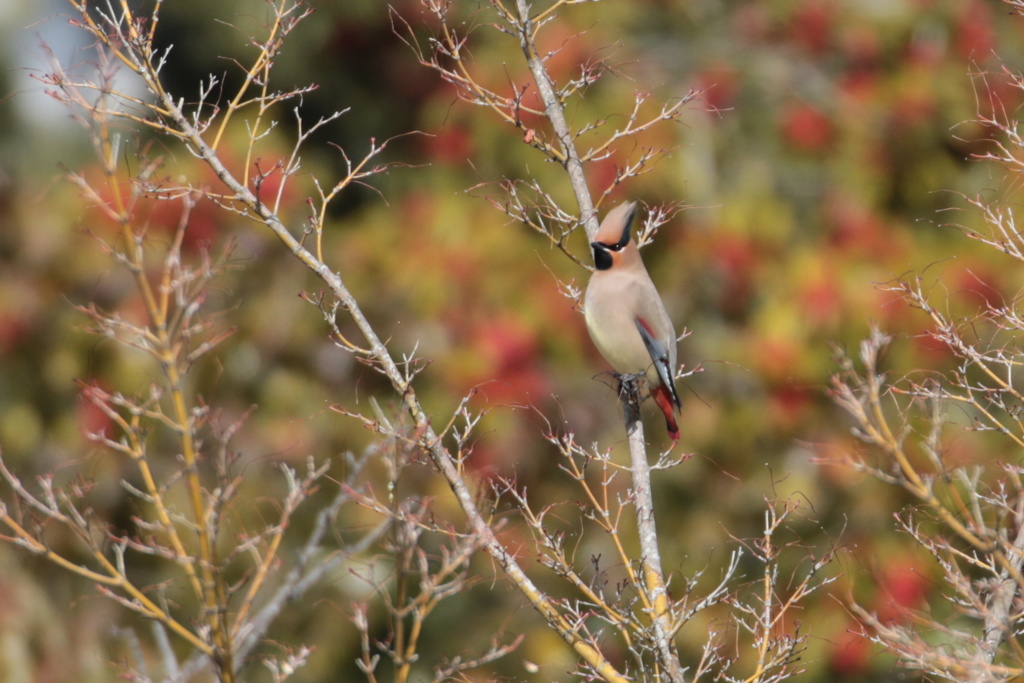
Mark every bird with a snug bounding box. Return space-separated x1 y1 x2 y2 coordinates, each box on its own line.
583 201 682 442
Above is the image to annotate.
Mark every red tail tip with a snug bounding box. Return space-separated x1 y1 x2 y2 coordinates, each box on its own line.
652 384 680 442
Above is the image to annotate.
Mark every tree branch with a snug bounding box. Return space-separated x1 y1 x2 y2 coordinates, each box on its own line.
620 374 684 682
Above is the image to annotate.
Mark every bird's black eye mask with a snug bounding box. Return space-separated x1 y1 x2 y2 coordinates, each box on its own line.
590 206 636 271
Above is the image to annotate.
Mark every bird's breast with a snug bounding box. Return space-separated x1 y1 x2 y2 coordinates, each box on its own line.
584 278 656 375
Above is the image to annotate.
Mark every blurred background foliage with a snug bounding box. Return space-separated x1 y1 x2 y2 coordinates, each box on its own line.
3 0 1024 680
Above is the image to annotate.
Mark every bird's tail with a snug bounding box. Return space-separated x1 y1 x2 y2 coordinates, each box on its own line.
651 383 680 443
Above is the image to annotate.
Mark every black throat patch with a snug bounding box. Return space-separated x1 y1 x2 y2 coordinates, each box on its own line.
592 243 613 270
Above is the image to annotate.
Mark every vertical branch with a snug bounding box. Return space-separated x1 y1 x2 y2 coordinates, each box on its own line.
620 374 683 683
509 0 598 236
76 84 233 677
486 3 688 678
500 3 683 674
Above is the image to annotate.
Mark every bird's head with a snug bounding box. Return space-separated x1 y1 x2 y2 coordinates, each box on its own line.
591 201 637 271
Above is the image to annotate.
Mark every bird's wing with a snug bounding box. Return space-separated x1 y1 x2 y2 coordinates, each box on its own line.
635 317 682 410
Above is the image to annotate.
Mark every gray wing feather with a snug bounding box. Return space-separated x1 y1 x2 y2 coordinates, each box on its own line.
634 319 682 409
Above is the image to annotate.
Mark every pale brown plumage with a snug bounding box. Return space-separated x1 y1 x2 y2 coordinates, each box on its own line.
584 201 681 441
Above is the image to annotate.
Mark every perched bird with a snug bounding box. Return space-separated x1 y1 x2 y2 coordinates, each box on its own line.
584 201 682 442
